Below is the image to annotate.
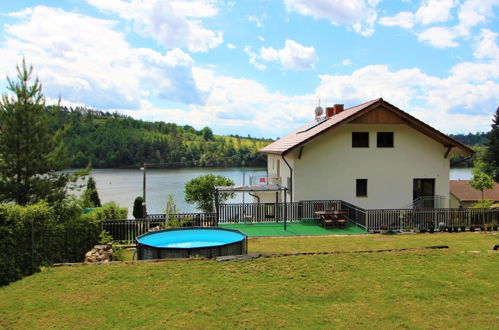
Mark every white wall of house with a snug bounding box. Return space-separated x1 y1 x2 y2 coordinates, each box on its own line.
253 154 292 203
283 123 451 209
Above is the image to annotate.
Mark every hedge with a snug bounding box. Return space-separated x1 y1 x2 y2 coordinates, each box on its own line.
0 201 125 286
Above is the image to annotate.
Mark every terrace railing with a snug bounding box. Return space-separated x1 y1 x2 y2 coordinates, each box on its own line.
217 200 342 224
365 208 499 232
101 201 499 243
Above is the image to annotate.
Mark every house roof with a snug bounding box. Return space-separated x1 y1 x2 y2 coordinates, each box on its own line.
450 180 499 201
259 98 474 156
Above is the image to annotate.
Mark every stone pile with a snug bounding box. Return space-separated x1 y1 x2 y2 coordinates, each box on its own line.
84 243 113 263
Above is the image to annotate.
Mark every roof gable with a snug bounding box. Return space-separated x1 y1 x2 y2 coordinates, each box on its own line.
259 98 474 156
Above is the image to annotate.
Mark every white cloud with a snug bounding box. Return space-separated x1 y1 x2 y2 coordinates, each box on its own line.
284 0 378 36
86 0 223 52
342 58 352 66
227 43 236 49
243 46 266 71
418 27 459 48
258 35 265 42
247 14 267 27
0 6 204 109
415 0 458 25
455 0 499 36
379 12 415 29
314 61 499 133
255 40 318 71
473 29 499 60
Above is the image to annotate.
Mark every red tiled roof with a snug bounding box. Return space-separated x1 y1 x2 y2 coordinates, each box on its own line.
450 180 499 201
259 98 474 156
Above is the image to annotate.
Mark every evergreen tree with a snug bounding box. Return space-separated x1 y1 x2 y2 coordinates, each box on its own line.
0 59 69 205
82 177 101 207
484 106 499 182
133 196 145 219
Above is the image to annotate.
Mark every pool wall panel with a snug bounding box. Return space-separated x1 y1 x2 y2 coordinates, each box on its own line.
136 227 247 260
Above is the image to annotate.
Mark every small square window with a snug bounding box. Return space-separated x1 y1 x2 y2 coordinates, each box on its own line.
377 132 394 148
356 179 367 197
352 132 369 148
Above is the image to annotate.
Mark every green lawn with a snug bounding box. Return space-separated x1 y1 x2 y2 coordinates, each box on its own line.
1 233 498 329
220 219 367 236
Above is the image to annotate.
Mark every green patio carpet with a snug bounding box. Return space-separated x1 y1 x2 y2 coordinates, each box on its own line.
219 219 367 237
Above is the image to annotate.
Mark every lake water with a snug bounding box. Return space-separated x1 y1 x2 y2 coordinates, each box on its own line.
80 167 267 216
80 167 472 217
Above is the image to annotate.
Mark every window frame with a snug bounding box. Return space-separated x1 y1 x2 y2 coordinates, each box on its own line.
352 132 369 148
356 179 368 197
377 132 394 148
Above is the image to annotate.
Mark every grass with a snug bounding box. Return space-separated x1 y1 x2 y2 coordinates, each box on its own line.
1 233 498 329
220 219 367 236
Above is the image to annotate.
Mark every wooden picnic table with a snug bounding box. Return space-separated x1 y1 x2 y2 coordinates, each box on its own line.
314 209 348 228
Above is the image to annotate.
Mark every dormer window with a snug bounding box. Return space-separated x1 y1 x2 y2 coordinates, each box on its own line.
352 132 369 148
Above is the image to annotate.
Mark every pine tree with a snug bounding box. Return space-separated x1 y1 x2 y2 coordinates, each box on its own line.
484 106 499 182
0 59 69 205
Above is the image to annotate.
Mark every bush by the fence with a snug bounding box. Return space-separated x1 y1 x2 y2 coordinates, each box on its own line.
83 202 128 222
0 201 102 286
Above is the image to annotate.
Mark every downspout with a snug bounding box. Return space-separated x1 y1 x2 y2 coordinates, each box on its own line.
281 154 293 202
248 192 260 203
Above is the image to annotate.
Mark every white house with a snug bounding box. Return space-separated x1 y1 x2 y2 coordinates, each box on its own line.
256 98 473 209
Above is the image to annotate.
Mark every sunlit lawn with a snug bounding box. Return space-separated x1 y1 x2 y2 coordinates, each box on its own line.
1 233 497 329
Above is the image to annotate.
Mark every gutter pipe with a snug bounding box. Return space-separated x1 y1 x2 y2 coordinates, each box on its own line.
281 154 293 202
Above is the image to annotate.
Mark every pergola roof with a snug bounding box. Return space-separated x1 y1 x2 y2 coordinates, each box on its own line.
215 184 286 192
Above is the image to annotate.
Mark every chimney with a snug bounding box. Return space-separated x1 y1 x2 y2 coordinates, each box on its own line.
333 104 344 115
325 107 334 117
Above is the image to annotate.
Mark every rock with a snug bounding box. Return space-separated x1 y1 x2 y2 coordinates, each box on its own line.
83 245 114 263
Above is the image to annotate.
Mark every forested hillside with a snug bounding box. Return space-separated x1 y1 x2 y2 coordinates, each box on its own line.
448 132 488 146
47 106 272 168
448 132 488 168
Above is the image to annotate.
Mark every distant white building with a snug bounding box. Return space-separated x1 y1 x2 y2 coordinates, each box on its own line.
256 98 473 209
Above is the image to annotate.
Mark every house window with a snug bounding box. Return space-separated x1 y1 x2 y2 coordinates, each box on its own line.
356 179 367 197
352 132 369 148
377 132 394 148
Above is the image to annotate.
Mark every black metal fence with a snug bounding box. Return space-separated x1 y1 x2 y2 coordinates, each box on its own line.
102 213 216 243
101 201 499 243
217 200 342 223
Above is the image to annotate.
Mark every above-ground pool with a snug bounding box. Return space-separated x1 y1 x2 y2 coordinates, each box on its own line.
136 227 247 260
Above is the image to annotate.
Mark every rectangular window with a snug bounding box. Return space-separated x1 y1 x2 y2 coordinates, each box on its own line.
377 132 394 148
356 179 367 197
352 132 369 148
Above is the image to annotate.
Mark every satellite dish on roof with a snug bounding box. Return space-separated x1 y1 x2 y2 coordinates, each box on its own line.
314 106 324 118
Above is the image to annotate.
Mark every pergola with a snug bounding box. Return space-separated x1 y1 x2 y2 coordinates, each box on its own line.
214 184 289 230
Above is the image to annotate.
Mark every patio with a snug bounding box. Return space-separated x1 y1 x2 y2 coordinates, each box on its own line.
219 218 367 237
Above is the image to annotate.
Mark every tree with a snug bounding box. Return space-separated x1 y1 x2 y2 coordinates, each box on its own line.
0 59 70 205
184 174 235 213
133 196 145 219
484 106 499 182
469 167 494 201
82 177 101 207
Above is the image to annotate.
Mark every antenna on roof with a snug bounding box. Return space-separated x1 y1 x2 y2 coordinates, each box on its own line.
314 97 323 121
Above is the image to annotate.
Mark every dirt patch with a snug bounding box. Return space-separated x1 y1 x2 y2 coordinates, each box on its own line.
372 237 396 241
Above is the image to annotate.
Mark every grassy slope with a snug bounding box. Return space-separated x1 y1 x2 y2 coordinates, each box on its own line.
1 233 498 329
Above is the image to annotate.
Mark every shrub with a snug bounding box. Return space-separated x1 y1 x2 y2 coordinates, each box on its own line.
0 201 102 286
133 196 145 219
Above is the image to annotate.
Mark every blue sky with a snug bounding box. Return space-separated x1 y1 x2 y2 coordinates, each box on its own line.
0 0 498 138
